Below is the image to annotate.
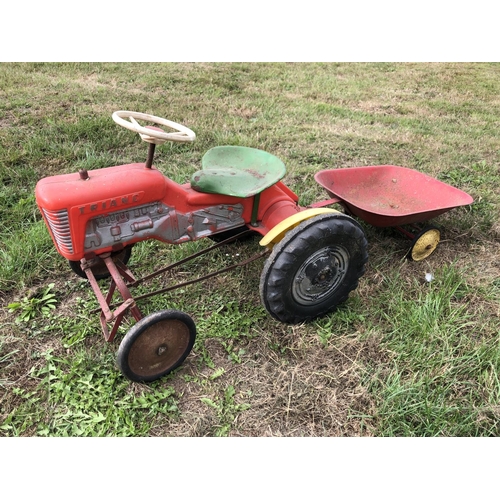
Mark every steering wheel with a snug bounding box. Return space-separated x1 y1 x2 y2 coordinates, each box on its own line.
112 111 196 145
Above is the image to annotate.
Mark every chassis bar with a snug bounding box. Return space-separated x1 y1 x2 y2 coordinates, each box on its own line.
84 231 270 341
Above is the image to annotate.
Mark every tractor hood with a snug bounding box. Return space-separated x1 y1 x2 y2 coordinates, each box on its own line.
35 163 167 214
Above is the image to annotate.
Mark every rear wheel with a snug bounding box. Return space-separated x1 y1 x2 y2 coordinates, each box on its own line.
117 309 197 382
260 213 368 324
68 246 132 280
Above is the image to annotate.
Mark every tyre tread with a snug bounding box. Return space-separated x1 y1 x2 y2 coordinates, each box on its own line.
260 213 368 323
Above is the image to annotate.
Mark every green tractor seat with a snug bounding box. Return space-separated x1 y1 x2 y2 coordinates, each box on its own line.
191 146 286 198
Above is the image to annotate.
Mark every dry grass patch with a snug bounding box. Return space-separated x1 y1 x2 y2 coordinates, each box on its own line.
151 327 383 437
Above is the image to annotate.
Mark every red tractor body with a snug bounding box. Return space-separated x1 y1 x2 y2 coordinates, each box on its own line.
36 162 300 261
32 111 369 383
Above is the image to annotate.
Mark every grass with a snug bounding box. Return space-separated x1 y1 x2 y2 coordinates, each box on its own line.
370 264 500 435
1 62 499 436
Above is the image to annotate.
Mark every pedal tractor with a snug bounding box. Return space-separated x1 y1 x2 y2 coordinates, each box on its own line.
35 111 369 382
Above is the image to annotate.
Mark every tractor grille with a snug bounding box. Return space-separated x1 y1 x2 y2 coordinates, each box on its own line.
42 208 74 255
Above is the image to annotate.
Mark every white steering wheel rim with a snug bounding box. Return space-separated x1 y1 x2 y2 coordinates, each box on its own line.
112 110 196 144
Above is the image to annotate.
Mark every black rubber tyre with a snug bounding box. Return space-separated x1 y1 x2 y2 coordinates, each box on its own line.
117 309 197 383
68 246 132 281
259 213 368 324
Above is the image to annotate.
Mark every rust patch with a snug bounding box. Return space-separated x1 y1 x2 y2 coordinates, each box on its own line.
244 168 265 179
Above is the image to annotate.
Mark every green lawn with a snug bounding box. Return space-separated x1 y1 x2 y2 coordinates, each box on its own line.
1 62 499 436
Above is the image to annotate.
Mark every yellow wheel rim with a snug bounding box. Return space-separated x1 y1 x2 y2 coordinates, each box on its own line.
410 228 440 261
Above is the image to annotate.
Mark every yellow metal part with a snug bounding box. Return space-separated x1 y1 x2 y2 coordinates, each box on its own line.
259 208 340 248
410 228 441 261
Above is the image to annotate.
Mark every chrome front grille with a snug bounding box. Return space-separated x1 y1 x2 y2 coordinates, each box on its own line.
42 208 74 254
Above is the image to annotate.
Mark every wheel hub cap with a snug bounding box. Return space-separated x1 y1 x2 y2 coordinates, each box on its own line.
292 246 349 305
128 320 190 377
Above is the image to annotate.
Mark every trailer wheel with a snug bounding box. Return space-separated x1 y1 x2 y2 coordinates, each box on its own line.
117 309 196 383
260 213 368 324
68 246 132 280
408 226 441 261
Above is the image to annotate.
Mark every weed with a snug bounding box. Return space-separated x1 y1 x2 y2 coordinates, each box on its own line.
1 349 180 437
201 384 251 436
7 283 57 323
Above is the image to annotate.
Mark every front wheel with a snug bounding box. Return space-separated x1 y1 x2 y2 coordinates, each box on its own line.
117 309 197 382
259 213 368 324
